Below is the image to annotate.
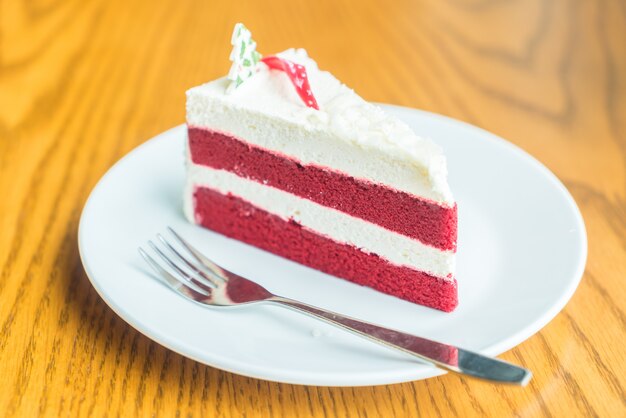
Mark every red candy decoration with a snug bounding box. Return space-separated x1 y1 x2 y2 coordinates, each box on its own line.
261 56 319 110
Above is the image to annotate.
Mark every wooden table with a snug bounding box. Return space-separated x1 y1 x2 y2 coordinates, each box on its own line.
1 0 625 416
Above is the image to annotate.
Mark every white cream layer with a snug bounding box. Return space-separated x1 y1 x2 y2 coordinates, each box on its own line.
186 49 454 205
184 163 455 279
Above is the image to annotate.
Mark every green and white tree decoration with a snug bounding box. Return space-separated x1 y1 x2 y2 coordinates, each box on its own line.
226 23 262 93
223 23 320 109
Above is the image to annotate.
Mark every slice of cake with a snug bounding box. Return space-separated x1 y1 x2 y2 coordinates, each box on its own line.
184 24 458 311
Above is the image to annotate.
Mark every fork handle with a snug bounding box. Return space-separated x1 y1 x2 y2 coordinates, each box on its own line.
267 296 531 385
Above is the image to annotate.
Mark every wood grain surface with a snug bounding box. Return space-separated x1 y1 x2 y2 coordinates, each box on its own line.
1 0 625 416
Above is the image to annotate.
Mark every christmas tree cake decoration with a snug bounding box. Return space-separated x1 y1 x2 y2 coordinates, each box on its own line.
226 23 262 93
225 23 319 109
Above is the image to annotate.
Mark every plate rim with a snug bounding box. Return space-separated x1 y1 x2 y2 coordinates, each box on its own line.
78 105 587 386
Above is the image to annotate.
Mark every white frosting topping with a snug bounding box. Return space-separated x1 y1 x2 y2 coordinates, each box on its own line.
186 49 454 204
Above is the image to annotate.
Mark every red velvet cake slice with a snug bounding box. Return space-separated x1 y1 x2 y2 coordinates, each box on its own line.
184 24 458 311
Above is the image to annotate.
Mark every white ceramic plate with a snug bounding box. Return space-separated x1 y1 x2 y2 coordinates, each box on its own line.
78 106 587 386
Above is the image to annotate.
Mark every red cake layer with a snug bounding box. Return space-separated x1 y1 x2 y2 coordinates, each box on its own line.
188 127 457 251
193 186 458 312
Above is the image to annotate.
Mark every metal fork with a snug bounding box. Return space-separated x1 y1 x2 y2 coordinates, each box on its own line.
139 227 532 385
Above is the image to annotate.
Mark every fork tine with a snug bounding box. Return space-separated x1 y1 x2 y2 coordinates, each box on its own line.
156 233 222 288
138 247 209 298
167 227 228 281
148 241 214 293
